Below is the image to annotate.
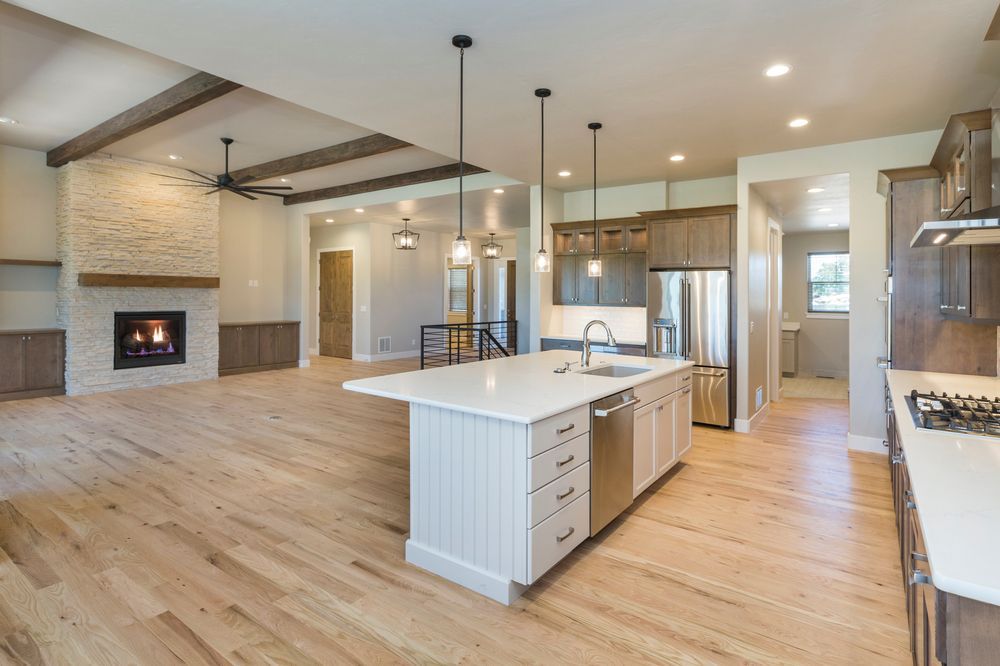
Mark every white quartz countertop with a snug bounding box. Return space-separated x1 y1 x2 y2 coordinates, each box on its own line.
542 333 647 346
781 322 800 332
344 350 693 424
886 368 1000 606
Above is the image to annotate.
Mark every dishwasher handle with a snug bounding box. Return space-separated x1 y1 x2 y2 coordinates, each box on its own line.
594 397 640 417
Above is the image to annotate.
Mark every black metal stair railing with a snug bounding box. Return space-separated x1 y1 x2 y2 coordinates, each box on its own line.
420 320 517 369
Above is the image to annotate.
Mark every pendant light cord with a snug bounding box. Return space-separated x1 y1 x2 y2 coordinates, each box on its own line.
540 95 545 251
458 45 465 240
593 126 598 256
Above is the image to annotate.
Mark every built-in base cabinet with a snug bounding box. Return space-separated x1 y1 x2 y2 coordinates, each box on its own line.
0 330 65 401
633 371 693 498
219 322 299 375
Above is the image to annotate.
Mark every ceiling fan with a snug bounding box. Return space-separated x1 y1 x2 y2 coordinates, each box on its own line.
155 137 292 200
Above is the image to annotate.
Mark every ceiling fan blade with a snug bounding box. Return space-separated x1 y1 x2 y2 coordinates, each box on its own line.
161 184 215 188
153 173 217 185
226 187 257 200
240 188 288 198
184 168 217 183
202 187 223 195
236 185 293 190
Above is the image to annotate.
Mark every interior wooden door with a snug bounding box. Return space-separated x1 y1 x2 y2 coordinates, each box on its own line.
505 260 516 321
320 251 353 359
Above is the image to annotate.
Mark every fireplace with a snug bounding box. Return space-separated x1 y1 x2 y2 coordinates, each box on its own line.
114 311 186 369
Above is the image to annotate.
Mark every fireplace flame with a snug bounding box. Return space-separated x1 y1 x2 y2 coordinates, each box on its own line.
134 329 142 342
152 325 164 343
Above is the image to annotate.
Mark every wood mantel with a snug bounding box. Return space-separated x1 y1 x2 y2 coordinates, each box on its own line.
77 273 220 288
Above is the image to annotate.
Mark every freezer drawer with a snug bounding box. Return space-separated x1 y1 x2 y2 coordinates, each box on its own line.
691 366 729 427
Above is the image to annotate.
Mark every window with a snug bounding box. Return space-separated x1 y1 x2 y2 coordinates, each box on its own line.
448 267 468 312
807 252 849 313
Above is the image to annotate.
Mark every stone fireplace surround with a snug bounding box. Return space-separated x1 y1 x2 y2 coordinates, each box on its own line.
56 155 220 395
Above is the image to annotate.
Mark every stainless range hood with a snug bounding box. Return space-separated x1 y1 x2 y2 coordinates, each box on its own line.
910 205 1000 247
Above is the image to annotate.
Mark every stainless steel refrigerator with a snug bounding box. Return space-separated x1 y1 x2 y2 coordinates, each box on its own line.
647 270 731 427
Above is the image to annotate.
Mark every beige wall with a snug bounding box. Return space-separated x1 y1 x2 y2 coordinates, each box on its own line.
219 193 288 322
0 145 58 329
668 175 737 209
782 231 850 378
563 182 666 221
745 186 771 415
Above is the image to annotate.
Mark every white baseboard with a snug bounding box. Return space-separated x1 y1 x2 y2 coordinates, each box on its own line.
297 359 310 368
734 403 770 433
405 540 527 606
353 350 420 363
848 433 887 454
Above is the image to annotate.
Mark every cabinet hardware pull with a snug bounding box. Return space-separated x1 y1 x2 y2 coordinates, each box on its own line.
912 551 928 562
682 388 691 394
891 455 903 465
911 570 932 586
682 375 691 381
556 487 575 500
906 500 916 510
957 305 967 311
555 527 575 543
556 424 575 435
556 454 575 467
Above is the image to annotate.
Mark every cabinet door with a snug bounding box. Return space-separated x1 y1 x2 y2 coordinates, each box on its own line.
24 333 63 390
0 335 26 393
575 257 598 305
218 327 241 370
553 230 577 255
238 326 260 368
277 324 299 364
675 387 692 459
648 219 688 269
687 215 731 267
625 253 647 306
971 246 1000 321
654 394 677 476
953 246 971 317
633 401 657 498
553 256 576 304
258 324 278 366
598 253 626 305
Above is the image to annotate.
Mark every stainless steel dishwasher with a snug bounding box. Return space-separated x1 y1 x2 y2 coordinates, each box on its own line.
590 389 638 535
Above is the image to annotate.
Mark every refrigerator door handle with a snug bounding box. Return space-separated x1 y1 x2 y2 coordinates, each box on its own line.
684 278 693 358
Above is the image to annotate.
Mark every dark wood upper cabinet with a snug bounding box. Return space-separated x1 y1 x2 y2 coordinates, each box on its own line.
626 253 647 307
643 206 735 270
574 257 598 305
648 219 688 268
553 255 577 305
687 215 731 267
551 217 649 307
598 253 626 304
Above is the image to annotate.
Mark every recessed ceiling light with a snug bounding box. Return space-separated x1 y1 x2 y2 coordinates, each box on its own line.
764 64 791 78
817 207 832 213
807 187 825 193
0 116 19 125
354 208 365 213
669 154 685 162
788 118 810 128
828 223 840 227
168 154 182 160
325 218 334 223
493 188 505 194
558 170 571 177
280 178 290 183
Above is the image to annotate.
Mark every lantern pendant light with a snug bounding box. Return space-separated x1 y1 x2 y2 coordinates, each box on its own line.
451 35 473 266
587 122 603 278
482 233 502 258
533 88 552 273
393 218 419 250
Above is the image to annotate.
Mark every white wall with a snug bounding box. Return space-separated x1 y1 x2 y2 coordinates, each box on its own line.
515 227 531 353
668 175 737 209
528 185 562 351
0 145 58 329
219 193 288 322
563 182 667 221
782 231 850 378
737 130 942 449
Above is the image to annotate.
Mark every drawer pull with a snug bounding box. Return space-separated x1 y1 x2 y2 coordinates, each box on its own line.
682 388 691 394
912 551 928 562
911 570 932 586
682 375 691 381
556 423 575 435
555 527 575 543
556 454 575 467
556 487 576 500
906 500 916 510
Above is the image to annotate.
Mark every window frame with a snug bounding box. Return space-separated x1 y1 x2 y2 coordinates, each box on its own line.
806 251 850 315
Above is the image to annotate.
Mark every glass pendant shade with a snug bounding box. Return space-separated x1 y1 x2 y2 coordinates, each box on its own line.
452 236 472 265
587 257 602 277
534 248 551 273
482 233 502 258
393 218 419 250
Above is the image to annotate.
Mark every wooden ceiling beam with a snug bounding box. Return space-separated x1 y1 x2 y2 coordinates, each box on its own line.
283 162 487 206
46 72 241 167
225 133 412 183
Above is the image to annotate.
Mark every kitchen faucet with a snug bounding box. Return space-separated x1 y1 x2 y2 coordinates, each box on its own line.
581 320 617 368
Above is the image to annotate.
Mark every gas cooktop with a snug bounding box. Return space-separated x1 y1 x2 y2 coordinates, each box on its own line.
905 390 1000 438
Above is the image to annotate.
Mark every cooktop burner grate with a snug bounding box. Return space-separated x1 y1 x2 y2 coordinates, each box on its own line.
905 389 1000 438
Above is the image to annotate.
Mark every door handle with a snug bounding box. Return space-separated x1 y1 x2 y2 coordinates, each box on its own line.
594 397 640 417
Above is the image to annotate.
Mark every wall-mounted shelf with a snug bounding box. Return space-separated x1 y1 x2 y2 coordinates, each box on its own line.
0 258 61 267
77 273 220 288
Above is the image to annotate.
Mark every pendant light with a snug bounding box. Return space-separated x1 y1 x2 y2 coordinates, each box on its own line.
482 233 502 258
393 218 419 250
587 122 603 278
533 88 552 273
451 35 473 266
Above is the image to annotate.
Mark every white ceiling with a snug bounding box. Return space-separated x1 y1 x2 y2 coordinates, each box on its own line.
9 0 1000 191
309 184 529 236
753 173 850 234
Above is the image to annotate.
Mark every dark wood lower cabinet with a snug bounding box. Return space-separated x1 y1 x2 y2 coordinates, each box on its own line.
219 322 299 376
0 330 65 401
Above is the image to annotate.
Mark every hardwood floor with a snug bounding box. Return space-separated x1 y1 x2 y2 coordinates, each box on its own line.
0 357 909 664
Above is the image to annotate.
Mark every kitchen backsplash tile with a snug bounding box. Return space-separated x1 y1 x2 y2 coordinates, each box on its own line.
548 305 647 342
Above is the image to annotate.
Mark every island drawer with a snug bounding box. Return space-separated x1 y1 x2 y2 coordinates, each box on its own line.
529 462 591 527
635 370 691 406
528 492 590 583
529 404 590 457
528 432 590 492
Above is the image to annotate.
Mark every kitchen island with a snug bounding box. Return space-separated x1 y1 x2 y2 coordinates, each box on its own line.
344 350 694 604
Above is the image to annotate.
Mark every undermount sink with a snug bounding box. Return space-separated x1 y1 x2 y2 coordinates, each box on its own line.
579 365 651 378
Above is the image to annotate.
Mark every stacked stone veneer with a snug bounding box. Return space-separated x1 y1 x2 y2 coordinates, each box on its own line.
56 155 220 395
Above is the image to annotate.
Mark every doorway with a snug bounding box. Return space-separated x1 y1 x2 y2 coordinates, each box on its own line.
319 250 353 359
